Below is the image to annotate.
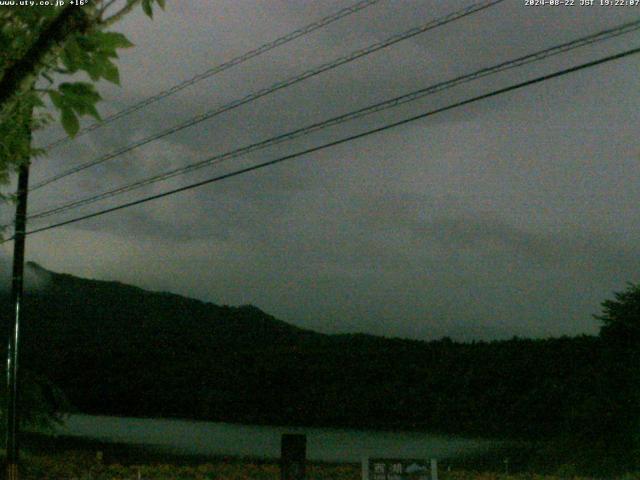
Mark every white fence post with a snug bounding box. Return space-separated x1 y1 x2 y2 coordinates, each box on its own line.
362 457 369 480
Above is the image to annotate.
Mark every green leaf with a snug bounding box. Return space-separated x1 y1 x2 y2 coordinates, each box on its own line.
31 95 44 108
63 31 132 84
142 0 153 18
49 91 65 110
75 34 99 51
96 31 134 50
59 82 101 102
60 38 84 73
59 47 77 73
60 107 79 137
78 57 103 81
84 103 101 122
55 83 102 122
155 0 166 9
75 54 100 75
102 60 120 85
105 49 119 59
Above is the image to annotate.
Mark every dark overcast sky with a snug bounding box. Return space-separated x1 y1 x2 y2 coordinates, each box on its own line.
4 0 639 341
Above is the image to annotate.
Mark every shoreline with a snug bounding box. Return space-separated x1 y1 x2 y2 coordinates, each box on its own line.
55 411 510 440
21 431 529 471
21 432 284 467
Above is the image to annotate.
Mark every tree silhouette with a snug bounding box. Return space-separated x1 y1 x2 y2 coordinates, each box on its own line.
596 282 640 347
595 283 640 469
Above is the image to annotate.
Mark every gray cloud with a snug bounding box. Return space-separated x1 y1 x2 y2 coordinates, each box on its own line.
11 0 640 341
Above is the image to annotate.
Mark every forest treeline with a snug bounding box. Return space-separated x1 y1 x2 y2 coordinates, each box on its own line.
1 263 638 471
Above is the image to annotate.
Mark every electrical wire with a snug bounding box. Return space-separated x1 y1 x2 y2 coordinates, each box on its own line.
43 0 384 151
24 19 640 224
9 45 638 242
31 0 505 191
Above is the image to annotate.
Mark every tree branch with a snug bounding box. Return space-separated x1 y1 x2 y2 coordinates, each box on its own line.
0 6 92 117
100 0 142 28
99 0 121 19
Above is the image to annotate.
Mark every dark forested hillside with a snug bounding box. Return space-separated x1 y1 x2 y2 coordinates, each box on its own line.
0 263 633 459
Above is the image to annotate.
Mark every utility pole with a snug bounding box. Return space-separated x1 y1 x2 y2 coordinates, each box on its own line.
5 154 31 480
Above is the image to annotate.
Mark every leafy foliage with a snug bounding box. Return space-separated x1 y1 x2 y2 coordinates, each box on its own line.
0 90 39 201
142 0 166 18
49 82 102 136
0 0 164 437
0 1 164 189
0 369 69 443
594 283 640 468
596 282 640 345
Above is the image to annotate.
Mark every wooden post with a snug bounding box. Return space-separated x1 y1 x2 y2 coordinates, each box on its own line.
281 433 306 480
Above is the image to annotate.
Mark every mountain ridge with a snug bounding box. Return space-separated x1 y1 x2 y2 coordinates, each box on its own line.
0 263 622 445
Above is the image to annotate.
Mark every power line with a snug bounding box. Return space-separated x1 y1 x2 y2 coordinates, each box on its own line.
31 0 505 191
42 0 384 151
11 46 639 242
24 19 640 224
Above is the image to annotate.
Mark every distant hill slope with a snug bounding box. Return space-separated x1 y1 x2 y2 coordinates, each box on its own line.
0 263 622 442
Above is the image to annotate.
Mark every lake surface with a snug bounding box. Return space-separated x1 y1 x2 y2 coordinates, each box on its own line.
55 415 498 463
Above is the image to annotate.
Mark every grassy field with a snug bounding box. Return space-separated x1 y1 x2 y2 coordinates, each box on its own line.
10 444 638 480
15 452 636 480
7 433 636 479
20 451 350 479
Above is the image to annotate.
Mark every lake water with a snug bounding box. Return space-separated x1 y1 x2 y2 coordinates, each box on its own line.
54 415 498 463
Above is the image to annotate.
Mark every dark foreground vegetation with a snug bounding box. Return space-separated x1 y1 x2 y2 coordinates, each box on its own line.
2 433 633 479
1 263 639 475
